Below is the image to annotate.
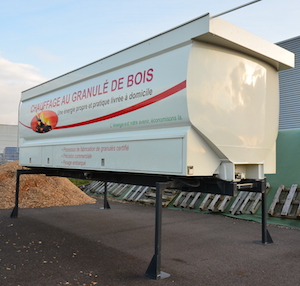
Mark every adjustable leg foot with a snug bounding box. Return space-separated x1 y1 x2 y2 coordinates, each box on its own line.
10 206 19 219
145 255 170 280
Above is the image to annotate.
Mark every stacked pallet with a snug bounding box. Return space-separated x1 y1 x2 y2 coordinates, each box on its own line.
86 181 178 207
268 184 300 219
172 190 266 215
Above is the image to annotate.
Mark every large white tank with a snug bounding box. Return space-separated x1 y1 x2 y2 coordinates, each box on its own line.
18 14 294 181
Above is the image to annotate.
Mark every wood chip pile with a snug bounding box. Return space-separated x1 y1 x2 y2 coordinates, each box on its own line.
0 161 96 209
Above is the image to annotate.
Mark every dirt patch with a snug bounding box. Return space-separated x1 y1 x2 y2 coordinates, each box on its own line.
0 161 96 209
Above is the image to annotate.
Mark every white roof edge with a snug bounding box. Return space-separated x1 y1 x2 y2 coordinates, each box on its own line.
205 17 295 71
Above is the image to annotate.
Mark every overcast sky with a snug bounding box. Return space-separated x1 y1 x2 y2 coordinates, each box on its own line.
1 0 299 125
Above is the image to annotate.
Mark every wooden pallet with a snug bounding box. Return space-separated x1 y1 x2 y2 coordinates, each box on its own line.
84 181 105 193
110 184 132 197
123 186 178 207
84 181 178 207
123 185 149 201
200 194 232 212
173 192 232 211
229 191 263 215
268 184 300 219
84 181 131 197
173 192 231 212
138 189 178 207
173 192 202 209
173 191 262 214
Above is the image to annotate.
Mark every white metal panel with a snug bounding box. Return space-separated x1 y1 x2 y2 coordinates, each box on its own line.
19 146 42 166
187 41 279 165
49 137 184 175
19 44 191 142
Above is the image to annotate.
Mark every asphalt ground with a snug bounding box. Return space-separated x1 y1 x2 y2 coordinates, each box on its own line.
1 197 300 286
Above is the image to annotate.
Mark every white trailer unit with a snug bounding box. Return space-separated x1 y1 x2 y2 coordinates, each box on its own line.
15 14 295 279
19 14 294 183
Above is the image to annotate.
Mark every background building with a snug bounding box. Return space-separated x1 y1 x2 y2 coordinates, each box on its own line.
277 36 300 130
266 36 300 186
0 124 19 164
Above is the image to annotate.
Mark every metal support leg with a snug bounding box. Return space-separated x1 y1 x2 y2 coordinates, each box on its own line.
145 182 170 280
255 182 273 244
10 169 21 218
101 181 111 209
261 190 273 244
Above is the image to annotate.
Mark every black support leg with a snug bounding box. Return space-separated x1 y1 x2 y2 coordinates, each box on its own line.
255 181 273 245
101 181 110 209
10 169 21 218
145 182 170 280
261 190 273 244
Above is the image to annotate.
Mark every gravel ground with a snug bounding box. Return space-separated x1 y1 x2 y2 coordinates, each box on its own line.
1 197 300 286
